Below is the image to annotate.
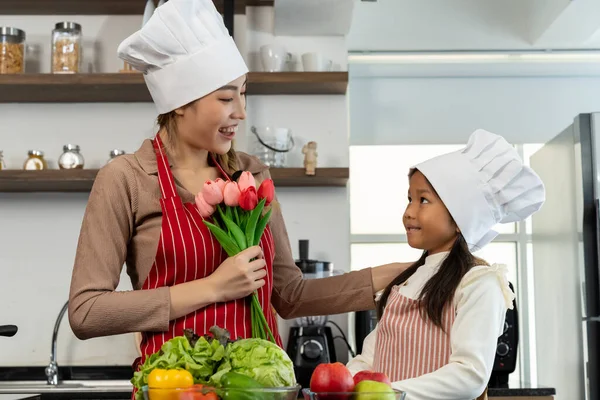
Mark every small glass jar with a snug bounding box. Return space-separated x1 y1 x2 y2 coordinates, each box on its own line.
0 27 26 74
0 150 5 170
51 22 82 74
24 150 47 170
107 149 126 164
59 144 84 169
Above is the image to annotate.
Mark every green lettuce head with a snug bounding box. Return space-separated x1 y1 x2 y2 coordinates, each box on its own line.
131 332 226 393
211 338 296 387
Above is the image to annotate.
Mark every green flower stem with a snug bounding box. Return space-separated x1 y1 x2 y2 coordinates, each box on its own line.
251 292 275 343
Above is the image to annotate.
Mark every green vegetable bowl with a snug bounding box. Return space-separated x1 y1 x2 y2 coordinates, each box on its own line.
301 388 406 400
142 384 302 400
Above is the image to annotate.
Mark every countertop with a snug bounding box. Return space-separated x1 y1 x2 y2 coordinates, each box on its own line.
488 381 556 397
1 367 556 399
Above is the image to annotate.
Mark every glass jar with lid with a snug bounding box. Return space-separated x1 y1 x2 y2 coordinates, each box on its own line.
51 22 82 74
23 150 47 170
107 149 126 164
59 144 84 169
0 27 26 74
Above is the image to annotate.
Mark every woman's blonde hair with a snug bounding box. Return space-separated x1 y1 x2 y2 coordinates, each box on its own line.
156 108 238 173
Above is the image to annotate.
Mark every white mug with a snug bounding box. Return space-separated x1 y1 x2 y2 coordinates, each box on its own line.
260 44 292 72
301 52 333 72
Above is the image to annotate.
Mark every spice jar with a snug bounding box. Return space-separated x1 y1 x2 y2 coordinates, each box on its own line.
0 150 5 170
23 150 47 170
59 144 84 169
0 27 26 74
107 149 126 164
51 22 82 74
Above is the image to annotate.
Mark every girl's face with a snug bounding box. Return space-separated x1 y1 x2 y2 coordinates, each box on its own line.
173 75 247 154
403 170 459 254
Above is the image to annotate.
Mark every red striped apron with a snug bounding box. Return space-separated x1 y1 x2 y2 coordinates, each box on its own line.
133 134 282 378
373 286 487 400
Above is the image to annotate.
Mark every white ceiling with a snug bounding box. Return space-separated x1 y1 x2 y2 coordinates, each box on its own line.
346 0 600 52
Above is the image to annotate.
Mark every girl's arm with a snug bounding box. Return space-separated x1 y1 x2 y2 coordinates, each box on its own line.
347 325 378 375
391 265 512 400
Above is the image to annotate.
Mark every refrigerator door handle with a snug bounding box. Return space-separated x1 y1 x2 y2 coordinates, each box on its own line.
583 316 600 322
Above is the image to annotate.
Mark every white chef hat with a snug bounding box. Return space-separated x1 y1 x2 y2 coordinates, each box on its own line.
117 0 249 114
412 129 546 252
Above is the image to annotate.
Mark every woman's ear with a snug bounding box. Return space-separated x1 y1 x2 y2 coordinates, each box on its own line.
174 106 185 116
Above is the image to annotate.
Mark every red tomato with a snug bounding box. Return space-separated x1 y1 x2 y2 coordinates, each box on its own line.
180 384 218 400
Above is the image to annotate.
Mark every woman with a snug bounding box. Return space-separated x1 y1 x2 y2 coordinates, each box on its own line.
68 0 410 370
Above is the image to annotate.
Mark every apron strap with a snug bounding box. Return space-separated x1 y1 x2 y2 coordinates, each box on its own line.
152 133 179 200
210 153 232 182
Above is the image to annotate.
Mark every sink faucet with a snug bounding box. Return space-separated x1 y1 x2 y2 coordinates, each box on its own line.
45 301 68 385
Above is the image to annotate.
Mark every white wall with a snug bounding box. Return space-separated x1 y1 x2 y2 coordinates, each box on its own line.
349 67 600 145
0 7 353 369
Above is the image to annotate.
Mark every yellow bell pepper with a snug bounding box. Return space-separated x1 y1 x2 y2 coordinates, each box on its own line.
147 369 194 400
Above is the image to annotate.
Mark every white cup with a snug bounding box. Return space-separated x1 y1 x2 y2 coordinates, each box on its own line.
301 52 333 72
260 44 292 72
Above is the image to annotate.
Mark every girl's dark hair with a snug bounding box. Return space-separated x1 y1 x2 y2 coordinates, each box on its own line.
376 169 487 328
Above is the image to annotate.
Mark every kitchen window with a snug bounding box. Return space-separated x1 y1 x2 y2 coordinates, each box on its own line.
349 143 543 386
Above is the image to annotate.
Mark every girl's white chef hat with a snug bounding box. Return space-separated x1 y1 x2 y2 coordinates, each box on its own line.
412 129 546 251
117 0 248 114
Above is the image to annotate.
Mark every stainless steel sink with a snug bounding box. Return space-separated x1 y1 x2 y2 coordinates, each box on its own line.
0 379 133 394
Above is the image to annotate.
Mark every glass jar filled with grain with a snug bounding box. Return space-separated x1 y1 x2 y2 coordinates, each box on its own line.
0 27 26 74
51 22 82 74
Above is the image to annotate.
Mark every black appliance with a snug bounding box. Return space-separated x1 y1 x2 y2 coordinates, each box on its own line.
295 239 333 276
354 309 378 354
285 239 336 389
489 282 518 388
286 325 336 389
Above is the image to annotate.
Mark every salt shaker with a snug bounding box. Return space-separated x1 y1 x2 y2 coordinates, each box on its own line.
58 144 84 169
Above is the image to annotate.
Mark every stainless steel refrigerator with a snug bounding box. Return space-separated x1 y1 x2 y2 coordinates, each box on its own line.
531 113 600 400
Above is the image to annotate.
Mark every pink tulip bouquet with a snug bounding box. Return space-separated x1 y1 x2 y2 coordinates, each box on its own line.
195 171 276 343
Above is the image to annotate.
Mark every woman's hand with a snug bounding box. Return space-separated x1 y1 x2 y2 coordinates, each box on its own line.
168 246 267 321
208 246 267 303
371 261 414 293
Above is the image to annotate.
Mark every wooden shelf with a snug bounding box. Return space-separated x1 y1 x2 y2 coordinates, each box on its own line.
248 72 348 95
0 168 349 192
0 0 273 15
269 168 349 187
0 170 98 192
0 72 348 103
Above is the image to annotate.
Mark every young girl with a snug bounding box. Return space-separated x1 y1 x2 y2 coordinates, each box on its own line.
347 129 546 400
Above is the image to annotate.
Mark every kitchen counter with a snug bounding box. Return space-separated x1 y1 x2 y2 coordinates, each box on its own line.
0 367 133 400
1 367 555 400
488 381 555 398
